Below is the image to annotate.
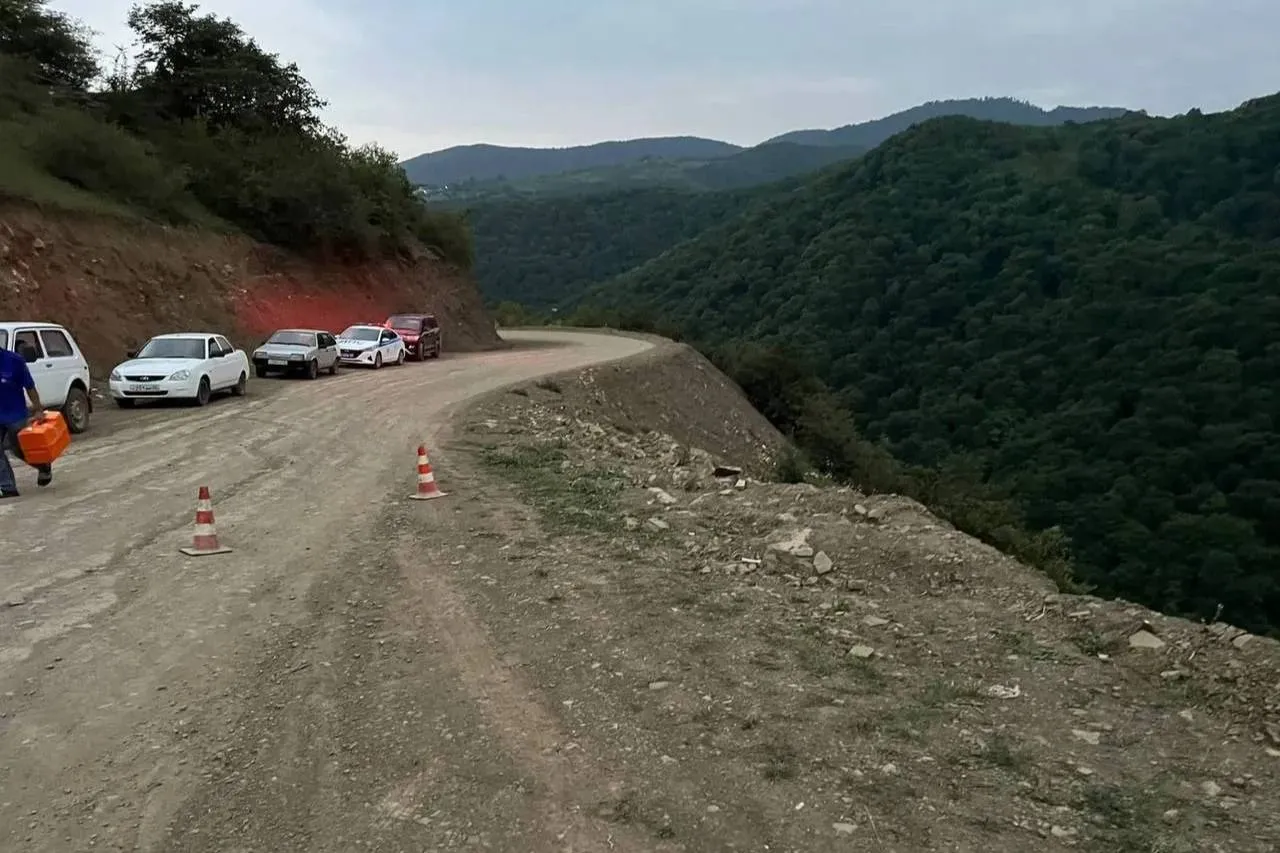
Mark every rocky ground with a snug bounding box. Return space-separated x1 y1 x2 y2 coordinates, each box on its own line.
425 345 1280 852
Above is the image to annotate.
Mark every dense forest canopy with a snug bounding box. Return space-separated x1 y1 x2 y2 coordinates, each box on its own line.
570 95 1280 634
0 0 470 265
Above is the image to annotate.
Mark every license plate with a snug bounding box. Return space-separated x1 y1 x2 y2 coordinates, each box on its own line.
268 359 286 366
129 383 160 392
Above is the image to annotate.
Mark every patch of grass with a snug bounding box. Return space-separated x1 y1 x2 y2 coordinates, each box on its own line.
1071 628 1121 657
1078 783 1194 853
977 731 1034 774
772 443 811 484
478 443 623 533
534 378 562 393
759 734 799 780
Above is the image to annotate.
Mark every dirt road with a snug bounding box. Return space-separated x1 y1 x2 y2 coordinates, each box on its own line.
0 330 652 852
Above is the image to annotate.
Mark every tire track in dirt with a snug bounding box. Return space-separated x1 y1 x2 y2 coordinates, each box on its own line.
389 524 677 853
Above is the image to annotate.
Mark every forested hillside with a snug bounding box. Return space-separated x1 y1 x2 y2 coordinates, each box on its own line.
577 95 1280 635
468 185 775 309
0 0 470 266
766 96 1131 147
401 137 742 186
462 100 1137 305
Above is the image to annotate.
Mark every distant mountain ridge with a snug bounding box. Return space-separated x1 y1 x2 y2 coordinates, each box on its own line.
401 96 1134 190
765 97 1136 148
400 137 741 186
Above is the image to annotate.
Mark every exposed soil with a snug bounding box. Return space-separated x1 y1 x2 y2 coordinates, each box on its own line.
0 200 501 375
3 331 1276 852
417 344 1280 852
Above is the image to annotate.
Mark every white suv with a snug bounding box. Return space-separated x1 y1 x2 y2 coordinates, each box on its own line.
0 321 93 433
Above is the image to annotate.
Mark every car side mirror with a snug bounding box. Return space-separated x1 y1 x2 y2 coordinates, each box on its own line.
126 349 138 359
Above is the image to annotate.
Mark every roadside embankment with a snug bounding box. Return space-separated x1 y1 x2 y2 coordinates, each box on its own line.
415 337 1280 852
0 200 501 374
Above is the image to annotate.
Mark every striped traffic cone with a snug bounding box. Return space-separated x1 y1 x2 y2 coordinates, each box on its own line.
180 485 233 556
409 445 447 500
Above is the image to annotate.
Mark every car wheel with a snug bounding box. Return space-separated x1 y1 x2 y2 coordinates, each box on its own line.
254 365 269 379
396 348 405 366
328 359 338 375
231 372 248 396
306 359 319 379
194 376 211 406
62 386 90 433
114 398 136 409
432 340 442 358
373 353 383 369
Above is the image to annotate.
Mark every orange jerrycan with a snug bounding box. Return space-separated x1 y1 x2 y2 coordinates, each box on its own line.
18 411 71 466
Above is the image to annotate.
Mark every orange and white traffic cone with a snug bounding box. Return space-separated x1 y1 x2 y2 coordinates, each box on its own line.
409 445 447 500
180 485 233 556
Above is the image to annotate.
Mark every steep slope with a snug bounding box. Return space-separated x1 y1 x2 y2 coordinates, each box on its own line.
400 137 742 186
460 98 1137 307
583 93 1280 635
0 3 496 371
767 96 1133 147
0 200 499 374
467 186 773 310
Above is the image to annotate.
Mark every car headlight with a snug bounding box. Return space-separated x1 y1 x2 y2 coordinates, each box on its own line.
169 369 191 381
289 353 304 360
110 369 122 381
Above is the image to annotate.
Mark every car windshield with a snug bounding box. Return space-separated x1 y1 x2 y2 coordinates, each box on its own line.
136 338 205 359
386 315 420 330
339 326 381 341
267 330 316 347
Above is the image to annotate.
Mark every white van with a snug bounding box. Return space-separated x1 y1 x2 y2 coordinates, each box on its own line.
0 321 93 433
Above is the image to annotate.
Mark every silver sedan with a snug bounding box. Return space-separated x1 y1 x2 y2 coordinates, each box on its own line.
250 329 341 379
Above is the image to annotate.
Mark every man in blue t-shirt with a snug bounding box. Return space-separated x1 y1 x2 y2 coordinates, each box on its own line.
0 341 52 498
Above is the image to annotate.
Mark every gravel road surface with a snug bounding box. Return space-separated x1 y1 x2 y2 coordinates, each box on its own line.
0 329 652 852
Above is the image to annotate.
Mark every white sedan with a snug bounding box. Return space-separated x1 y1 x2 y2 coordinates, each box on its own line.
108 332 250 407
335 324 406 368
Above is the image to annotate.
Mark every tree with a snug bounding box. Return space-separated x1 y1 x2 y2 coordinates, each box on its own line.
125 1 324 135
0 0 99 89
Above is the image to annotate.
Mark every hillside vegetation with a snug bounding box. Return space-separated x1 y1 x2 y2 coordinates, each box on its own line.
416 97 1130 203
568 94 1280 636
401 136 742 187
471 186 775 310
461 99 1139 304
0 0 470 267
766 96 1131 147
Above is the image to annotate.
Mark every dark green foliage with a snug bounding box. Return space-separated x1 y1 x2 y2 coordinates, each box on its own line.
0 1 471 266
766 96 1132 147
401 137 743 186
467 187 768 309
577 95 1280 634
0 0 98 88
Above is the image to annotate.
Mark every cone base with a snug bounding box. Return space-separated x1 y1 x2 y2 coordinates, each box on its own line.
180 545 233 556
409 490 447 500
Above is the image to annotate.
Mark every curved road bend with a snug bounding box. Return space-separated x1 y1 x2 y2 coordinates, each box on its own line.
0 329 652 851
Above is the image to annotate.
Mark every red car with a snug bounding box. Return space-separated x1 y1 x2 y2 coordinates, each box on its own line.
384 313 442 361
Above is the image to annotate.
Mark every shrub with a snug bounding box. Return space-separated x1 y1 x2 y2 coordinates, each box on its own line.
24 106 192 218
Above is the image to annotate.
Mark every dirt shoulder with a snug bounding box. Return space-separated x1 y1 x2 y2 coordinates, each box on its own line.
384 341 1280 851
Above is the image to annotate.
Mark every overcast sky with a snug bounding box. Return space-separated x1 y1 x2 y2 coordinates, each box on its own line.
57 0 1278 159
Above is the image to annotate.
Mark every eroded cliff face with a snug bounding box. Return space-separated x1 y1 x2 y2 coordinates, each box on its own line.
0 201 500 373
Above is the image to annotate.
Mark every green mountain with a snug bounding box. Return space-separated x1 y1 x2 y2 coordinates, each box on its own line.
400 136 741 186
461 97 1137 305
577 94 1280 635
406 97 1132 200
767 96 1134 147
468 186 772 309
434 141 867 202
